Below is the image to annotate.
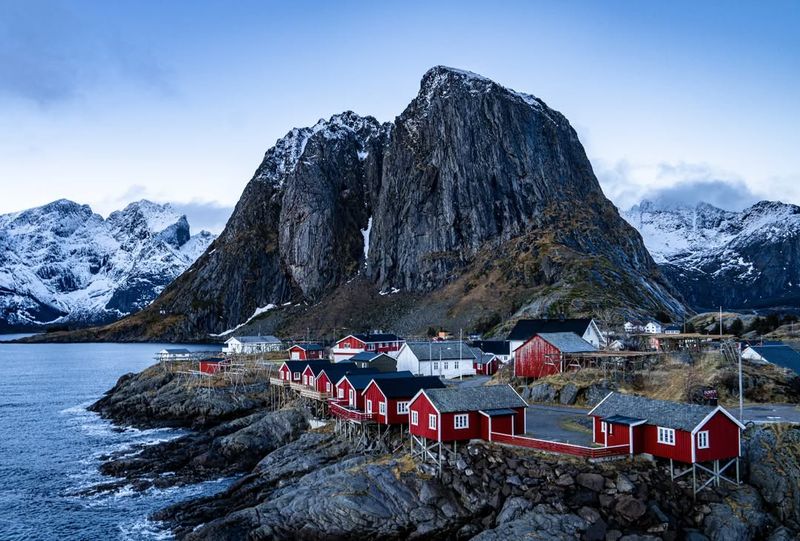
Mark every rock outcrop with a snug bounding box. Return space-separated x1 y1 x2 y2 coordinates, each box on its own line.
44 66 684 342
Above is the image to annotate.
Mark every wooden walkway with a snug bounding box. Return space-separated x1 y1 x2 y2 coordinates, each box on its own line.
489 432 629 459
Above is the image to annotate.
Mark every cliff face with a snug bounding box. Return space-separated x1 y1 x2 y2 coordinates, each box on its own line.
50 67 684 342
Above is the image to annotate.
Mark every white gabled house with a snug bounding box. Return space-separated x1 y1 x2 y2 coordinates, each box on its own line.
644 321 664 334
223 335 283 354
395 341 478 379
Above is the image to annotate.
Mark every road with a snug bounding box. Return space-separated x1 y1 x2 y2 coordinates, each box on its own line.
740 404 800 425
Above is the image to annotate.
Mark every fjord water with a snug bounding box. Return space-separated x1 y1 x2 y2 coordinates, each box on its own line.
0 337 225 540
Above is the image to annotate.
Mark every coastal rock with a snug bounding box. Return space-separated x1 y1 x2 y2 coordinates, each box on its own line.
528 383 558 403
559 383 579 405
745 425 800 529
471 504 587 541
702 486 768 541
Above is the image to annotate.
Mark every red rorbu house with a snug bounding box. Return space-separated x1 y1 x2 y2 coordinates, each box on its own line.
514 332 596 380
299 361 347 390
588 392 745 491
198 357 227 374
333 371 414 411
331 333 405 362
362 376 445 426
315 365 375 397
277 360 331 386
473 353 501 375
288 343 325 360
408 384 527 445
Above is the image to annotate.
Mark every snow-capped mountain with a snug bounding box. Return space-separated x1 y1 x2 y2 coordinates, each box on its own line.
623 200 800 310
0 199 215 330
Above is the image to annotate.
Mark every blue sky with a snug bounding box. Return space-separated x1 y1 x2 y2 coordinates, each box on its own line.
1 1 798 232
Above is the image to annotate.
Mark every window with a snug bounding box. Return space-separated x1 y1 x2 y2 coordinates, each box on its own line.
366 400 373 414
327 382 332 392
293 372 300 381
411 411 418 425
338 388 344 399
379 402 386 415
349 389 355 406
601 422 613 435
454 361 459 369
433 362 439 370
397 401 409 414
444 361 449 370
429 414 437 429
697 431 709 449
454 414 469 429
657 427 675 445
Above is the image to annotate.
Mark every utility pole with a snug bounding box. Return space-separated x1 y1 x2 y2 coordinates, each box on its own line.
719 306 723 339
738 341 744 422
459 328 463 381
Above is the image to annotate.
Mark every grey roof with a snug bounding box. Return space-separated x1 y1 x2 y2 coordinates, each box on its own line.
538 332 597 353
590 392 721 432
507 318 593 341
471 340 511 355
232 335 282 344
349 351 395 363
750 345 800 373
475 353 498 365
161 348 190 354
481 408 518 417
342 371 414 391
422 385 526 413
291 343 324 351
405 341 480 362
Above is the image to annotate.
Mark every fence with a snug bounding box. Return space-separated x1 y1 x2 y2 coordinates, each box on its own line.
490 432 629 459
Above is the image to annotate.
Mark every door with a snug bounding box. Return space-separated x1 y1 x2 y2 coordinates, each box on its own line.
349 389 355 407
366 400 373 414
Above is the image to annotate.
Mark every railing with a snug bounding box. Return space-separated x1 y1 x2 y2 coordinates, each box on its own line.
269 377 288 386
490 432 629 459
329 402 375 422
289 381 307 392
300 388 330 401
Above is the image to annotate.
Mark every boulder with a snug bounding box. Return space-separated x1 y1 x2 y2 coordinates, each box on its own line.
528 383 558 403
702 486 769 541
576 473 605 492
614 495 647 523
585 382 617 406
745 425 800 529
615 474 634 494
559 383 579 405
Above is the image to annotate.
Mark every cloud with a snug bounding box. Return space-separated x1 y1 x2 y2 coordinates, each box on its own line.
0 2 171 105
595 160 762 211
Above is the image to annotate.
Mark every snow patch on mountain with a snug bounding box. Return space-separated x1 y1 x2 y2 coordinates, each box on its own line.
0 199 215 329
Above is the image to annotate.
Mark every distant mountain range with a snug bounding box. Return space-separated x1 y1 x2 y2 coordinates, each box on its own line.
0 199 214 331
623 200 800 311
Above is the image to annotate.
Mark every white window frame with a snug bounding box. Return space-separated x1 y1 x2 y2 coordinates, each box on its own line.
411 410 418 425
433 361 439 370
366 399 373 414
454 361 459 369
601 421 607 434
349 389 355 406
697 430 709 449
454 414 469 429
397 401 409 414
657 426 675 446
429 414 437 430
444 361 449 370
337 387 344 399
379 402 386 415
326 382 332 393
293 372 301 381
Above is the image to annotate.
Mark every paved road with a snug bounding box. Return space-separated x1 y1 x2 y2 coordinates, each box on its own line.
525 404 594 446
740 404 800 425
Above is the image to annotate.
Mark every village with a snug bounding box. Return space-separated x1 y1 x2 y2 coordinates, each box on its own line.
155 315 800 498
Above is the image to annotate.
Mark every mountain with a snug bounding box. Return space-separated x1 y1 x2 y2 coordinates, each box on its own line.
0 199 215 331
623 199 800 310
41 67 684 342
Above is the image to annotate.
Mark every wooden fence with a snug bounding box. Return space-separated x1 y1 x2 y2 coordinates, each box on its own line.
490 432 629 459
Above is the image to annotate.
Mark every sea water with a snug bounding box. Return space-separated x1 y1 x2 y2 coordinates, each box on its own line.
0 337 230 540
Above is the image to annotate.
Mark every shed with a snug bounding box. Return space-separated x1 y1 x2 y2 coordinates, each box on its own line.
348 351 398 372
507 318 603 355
588 392 744 463
514 332 597 379
288 343 325 360
362 376 445 425
474 353 501 375
198 357 226 374
408 385 527 443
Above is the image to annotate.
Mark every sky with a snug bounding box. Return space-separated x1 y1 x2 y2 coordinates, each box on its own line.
1 1 798 233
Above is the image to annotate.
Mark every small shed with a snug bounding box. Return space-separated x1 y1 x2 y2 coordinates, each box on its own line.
198 357 226 374
473 353 500 375
514 332 597 379
348 351 398 372
408 384 527 443
362 376 445 425
288 343 325 360
588 392 744 463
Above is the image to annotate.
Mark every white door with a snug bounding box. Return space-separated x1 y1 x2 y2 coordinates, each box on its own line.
349 389 355 406
366 400 373 414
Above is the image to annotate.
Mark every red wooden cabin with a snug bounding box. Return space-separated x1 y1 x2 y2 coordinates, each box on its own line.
332 333 405 362
199 358 226 374
588 392 745 462
334 371 413 410
474 353 500 375
300 361 342 388
288 343 325 360
316 364 369 396
408 385 527 443
278 360 331 383
362 376 445 425
514 332 596 379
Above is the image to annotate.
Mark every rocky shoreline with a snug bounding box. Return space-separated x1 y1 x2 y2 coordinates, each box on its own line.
90 365 800 540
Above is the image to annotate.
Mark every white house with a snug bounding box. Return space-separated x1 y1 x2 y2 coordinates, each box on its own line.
624 320 644 334
664 325 681 335
223 335 283 354
395 341 478 379
507 318 604 358
157 348 192 361
644 321 664 334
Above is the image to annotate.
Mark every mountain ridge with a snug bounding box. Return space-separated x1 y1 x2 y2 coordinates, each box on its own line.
0 199 215 331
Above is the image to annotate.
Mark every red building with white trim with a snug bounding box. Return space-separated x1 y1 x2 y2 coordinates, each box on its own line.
362 376 445 425
334 371 414 411
514 332 596 379
408 385 527 443
588 392 744 463
278 360 331 383
288 343 325 360
331 333 405 362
